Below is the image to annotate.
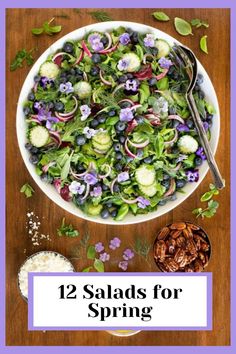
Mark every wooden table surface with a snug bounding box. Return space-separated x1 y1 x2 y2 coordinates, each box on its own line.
6 8 230 346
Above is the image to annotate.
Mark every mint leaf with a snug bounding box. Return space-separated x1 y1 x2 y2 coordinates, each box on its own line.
20 183 35 198
87 245 96 260
32 18 62 36
93 259 104 272
82 266 92 272
31 28 44 35
152 11 170 22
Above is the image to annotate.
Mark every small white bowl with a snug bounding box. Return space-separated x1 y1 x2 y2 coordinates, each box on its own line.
106 329 141 337
16 21 220 225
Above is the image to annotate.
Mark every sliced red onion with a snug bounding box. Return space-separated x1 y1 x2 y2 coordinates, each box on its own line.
124 138 138 159
168 114 185 124
82 40 92 57
155 68 169 80
99 70 113 86
143 53 154 65
118 98 135 106
50 131 62 146
164 179 176 197
42 161 56 173
120 195 140 204
30 117 42 125
81 183 90 200
110 177 118 194
126 119 138 133
150 119 161 126
130 104 142 111
53 179 61 193
56 96 78 118
112 83 125 96
98 164 111 179
99 32 112 51
98 42 118 54
52 52 74 66
72 50 84 66
54 112 74 122
164 129 178 146
33 82 38 93
127 138 149 149
70 162 93 178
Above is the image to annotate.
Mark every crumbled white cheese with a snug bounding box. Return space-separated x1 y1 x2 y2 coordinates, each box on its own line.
26 211 51 246
18 252 74 299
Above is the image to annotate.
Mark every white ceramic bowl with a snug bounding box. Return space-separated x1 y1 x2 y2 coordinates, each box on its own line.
16 21 220 225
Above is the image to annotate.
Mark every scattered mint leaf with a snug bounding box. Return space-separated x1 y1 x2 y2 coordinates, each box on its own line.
32 18 62 36
191 18 209 28
174 17 193 36
89 11 113 22
87 245 96 260
152 11 170 22
82 266 92 272
57 218 79 237
192 184 220 219
10 48 35 71
93 258 104 272
20 183 35 198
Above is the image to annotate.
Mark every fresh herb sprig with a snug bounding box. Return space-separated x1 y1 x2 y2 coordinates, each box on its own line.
133 238 151 264
20 183 35 198
57 218 79 237
192 184 220 218
88 11 113 22
32 18 62 36
191 18 209 28
10 48 35 71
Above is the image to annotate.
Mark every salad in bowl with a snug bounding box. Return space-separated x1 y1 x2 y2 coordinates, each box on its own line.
17 22 219 223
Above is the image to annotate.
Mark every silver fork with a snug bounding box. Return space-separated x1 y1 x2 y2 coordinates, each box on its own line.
172 44 225 190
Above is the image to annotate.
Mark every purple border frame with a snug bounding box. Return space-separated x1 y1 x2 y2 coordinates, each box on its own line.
1 0 234 352
28 272 212 331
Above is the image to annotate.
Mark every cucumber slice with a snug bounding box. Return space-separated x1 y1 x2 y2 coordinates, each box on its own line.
29 126 49 148
135 164 156 186
85 203 103 216
155 39 170 59
119 53 141 72
92 140 111 152
139 183 158 197
74 81 92 99
92 131 112 146
39 62 60 79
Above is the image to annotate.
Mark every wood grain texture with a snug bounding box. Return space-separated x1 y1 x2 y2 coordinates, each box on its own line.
6 8 230 346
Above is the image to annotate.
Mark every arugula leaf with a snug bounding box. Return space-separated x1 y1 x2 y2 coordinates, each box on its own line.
32 18 62 36
57 218 79 237
10 48 35 71
20 183 35 198
60 152 73 180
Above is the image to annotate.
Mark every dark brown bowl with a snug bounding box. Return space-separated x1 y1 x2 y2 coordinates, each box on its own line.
153 221 211 273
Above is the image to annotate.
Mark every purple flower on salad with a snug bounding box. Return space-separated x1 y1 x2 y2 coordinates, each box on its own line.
59 81 74 94
90 186 102 197
203 121 209 131
119 33 131 45
109 237 121 250
88 33 104 52
196 147 207 160
40 76 53 89
69 181 85 195
84 172 98 185
158 57 172 69
186 170 199 182
80 104 91 121
33 101 42 112
117 58 130 71
123 248 134 261
99 252 110 262
137 196 150 209
119 107 134 122
83 127 96 139
143 34 155 47
118 260 128 271
124 79 139 92
176 154 188 163
177 124 190 132
117 171 129 183
37 108 59 130
95 242 104 253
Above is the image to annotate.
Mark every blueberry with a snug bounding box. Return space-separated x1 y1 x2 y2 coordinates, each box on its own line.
115 121 126 132
110 209 118 218
118 135 126 144
101 208 110 219
91 53 101 64
172 147 179 154
207 120 213 128
54 102 64 112
148 77 157 86
76 135 86 146
34 75 41 83
195 157 203 166
90 119 99 128
137 149 143 158
31 146 39 154
48 102 54 110
170 193 177 201
63 42 74 54
162 180 170 189
151 47 158 56
131 31 138 43
163 173 170 180
108 110 116 117
97 114 106 123
27 92 35 101
106 202 113 208
186 118 194 129
135 115 144 124
118 75 128 83
171 120 180 128
127 73 133 79
168 106 176 115
113 184 120 193
76 164 86 173
76 68 83 75
60 72 67 78
198 90 205 99
176 179 187 189
75 196 85 206
90 66 100 76
115 152 123 160
144 156 152 164
113 143 121 152
25 143 33 151
101 36 108 46
23 106 31 116
40 173 53 183
114 162 123 171
102 183 109 191
120 101 132 108
158 199 167 206
196 74 204 85
29 154 39 165
207 114 213 120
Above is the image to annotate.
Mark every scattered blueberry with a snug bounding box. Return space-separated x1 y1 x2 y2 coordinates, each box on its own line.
54 102 64 112
102 183 109 191
115 121 126 132
135 115 144 124
90 119 99 128
114 162 123 171
76 135 86 146
97 114 106 123
163 173 170 180
115 152 123 160
118 74 128 83
118 135 126 144
171 120 180 128
113 184 120 193
119 101 132 108
25 143 33 151
23 106 31 116
186 118 194 129
195 157 203 166
63 42 74 54
101 208 110 219
40 173 53 183
151 47 158 56
168 106 176 115
172 146 179 154
196 74 204 85
148 77 157 86
90 66 100 76
91 53 101 64
110 209 118 218
105 202 113 208
27 92 35 101
170 193 177 201
127 73 133 79
29 154 39 165
158 199 167 206
108 109 116 117
162 180 170 189
113 143 121 152
144 156 152 164
76 164 86 173
101 36 108 46
176 179 187 189
198 90 205 99
34 75 41 83
131 31 138 43
75 196 85 206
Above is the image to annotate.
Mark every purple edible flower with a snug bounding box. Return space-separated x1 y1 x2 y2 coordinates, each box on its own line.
137 196 150 209
117 171 129 183
45 116 60 130
124 79 139 92
117 58 130 71
59 81 74 94
88 33 104 52
84 172 98 185
83 127 96 139
99 252 110 262
90 186 102 197
118 260 128 271
119 33 131 45
177 124 190 132
203 121 209 131
143 34 155 47
119 108 134 122
186 169 199 182
80 104 91 121
176 154 188 163
137 149 144 158
33 101 42 112
158 57 172 69
69 181 85 195
95 242 104 253
123 248 134 261
40 76 53 89
109 237 121 250
196 147 207 160
37 108 59 130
